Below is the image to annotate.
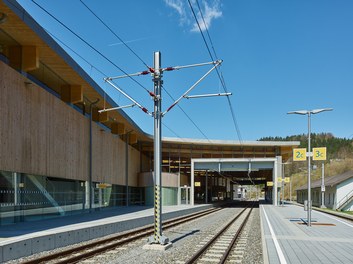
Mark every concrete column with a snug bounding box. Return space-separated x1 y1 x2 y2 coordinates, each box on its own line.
273 159 278 206
191 160 194 205
13 172 18 205
85 181 90 209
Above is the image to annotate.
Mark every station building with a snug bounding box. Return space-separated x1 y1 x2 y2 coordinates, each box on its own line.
296 170 353 211
0 0 299 225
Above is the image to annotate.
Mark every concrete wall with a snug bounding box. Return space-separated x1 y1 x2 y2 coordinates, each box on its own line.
138 172 179 187
297 186 336 209
0 61 140 186
337 178 353 211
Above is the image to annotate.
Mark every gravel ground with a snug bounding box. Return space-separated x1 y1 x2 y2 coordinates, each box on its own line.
6 207 264 264
242 208 263 264
81 207 263 264
84 207 241 264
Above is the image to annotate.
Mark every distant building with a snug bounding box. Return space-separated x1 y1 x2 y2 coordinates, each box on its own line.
296 170 353 211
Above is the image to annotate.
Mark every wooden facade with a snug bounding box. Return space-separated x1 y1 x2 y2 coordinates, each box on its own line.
0 60 140 186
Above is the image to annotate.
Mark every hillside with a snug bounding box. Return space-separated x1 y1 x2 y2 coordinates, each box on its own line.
258 133 353 200
259 133 353 160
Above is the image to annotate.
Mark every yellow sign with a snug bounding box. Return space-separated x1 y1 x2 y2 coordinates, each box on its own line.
97 183 111 189
195 182 201 187
313 147 327 161
293 148 307 161
267 181 273 187
278 177 283 183
285 177 290 183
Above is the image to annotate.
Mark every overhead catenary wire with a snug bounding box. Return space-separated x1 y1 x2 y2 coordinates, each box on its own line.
55 27 209 138
41 4 212 140
45 29 143 114
31 0 155 97
188 0 243 144
79 0 151 71
195 0 220 65
162 86 211 142
45 29 107 78
162 122 183 140
163 60 222 115
77 0 224 142
32 0 224 140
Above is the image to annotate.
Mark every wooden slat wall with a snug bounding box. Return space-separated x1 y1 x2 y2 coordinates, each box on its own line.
128 146 140 186
0 61 140 185
92 125 125 185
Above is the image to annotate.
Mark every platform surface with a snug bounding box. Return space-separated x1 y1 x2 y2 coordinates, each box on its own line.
261 204 353 264
0 204 212 262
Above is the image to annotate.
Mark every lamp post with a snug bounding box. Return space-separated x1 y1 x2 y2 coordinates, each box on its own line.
287 108 333 226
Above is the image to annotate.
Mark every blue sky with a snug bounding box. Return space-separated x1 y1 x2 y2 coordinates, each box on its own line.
16 0 353 141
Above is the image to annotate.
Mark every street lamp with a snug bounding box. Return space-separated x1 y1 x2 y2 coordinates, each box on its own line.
287 108 333 226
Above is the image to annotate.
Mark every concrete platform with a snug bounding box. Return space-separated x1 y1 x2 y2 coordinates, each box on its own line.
261 204 353 264
0 204 212 262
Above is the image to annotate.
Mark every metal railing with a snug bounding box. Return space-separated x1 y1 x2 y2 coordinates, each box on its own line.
336 189 353 210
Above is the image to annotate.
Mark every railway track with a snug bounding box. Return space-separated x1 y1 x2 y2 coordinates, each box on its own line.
185 202 255 264
19 207 222 264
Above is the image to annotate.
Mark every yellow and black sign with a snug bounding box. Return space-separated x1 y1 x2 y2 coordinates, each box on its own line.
267 181 273 187
293 148 307 161
284 177 290 183
195 181 201 187
313 147 327 161
277 177 283 183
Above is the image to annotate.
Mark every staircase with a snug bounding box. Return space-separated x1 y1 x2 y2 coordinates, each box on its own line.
336 189 353 211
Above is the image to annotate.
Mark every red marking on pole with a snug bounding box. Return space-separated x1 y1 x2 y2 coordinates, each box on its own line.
167 103 176 112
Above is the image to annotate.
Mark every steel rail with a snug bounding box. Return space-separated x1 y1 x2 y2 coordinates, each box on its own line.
21 207 222 264
185 202 256 264
219 206 254 263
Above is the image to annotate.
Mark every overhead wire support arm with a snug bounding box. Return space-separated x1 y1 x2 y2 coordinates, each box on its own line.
98 103 136 113
104 73 156 98
185 92 232 99
104 79 152 116
105 70 152 81
162 59 222 116
161 60 222 72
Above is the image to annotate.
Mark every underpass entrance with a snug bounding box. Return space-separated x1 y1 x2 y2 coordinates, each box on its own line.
190 157 283 206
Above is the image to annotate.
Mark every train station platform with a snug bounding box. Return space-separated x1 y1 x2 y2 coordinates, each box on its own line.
0 204 212 262
261 203 353 264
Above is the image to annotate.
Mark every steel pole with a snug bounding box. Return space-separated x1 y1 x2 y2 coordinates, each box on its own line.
125 133 129 206
321 162 326 208
282 164 284 206
307 112 312 226
205 170 208 203
148 51 169 245
88 99 99 212
290 174 292 202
